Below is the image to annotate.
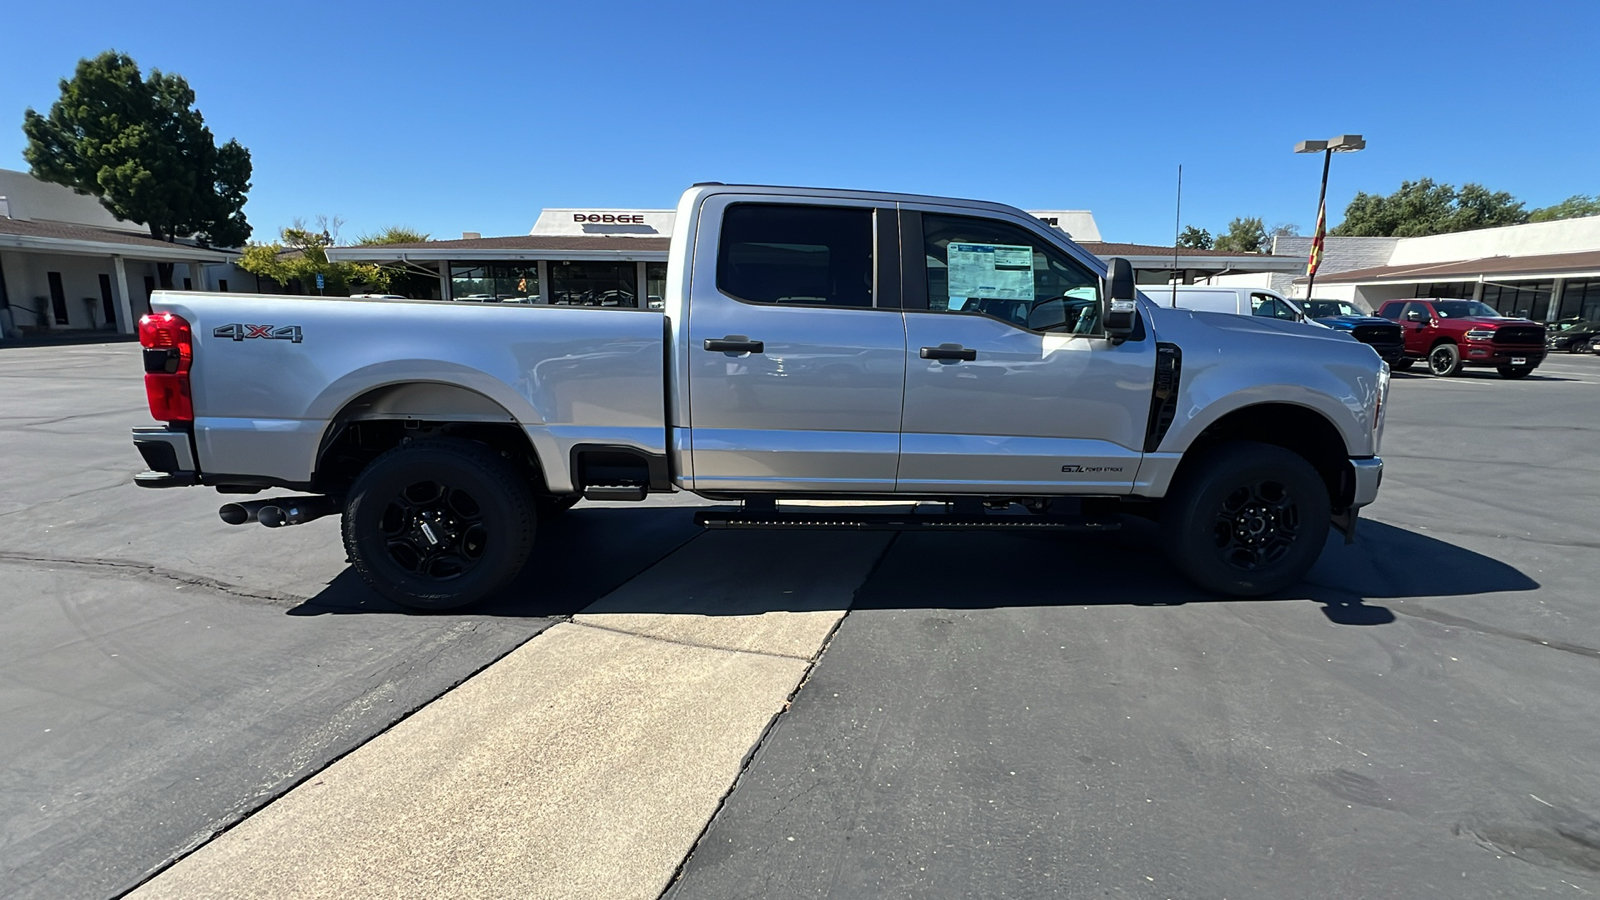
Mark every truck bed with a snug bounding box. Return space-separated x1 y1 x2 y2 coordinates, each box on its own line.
151 293 667 490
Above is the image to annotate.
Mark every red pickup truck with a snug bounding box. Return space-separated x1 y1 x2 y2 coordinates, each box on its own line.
1376 299 1546 378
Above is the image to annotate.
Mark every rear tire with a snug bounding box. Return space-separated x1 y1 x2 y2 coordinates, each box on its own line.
343 437 536 611
1497 366 1533 379
1390 358 1415 371
1427 343 1462 376
1159 441 1331 597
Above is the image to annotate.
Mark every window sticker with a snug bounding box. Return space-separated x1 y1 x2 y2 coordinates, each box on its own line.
946 242 1034 309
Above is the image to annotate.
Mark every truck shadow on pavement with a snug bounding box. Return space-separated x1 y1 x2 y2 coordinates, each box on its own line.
288 511 1537 629
285 507 707 618
845 518 1538 627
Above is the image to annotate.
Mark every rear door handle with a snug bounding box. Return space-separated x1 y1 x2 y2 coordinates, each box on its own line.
704 336 764 353
920 344 977 362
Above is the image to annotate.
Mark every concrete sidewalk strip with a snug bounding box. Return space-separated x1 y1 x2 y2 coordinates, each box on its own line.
129 531 892 900
577 530 894 658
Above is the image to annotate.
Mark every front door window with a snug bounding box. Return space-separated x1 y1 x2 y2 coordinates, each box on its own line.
1251 293 1298 320
921 213 1101 334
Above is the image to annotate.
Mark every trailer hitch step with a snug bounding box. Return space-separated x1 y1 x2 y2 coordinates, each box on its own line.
695 510 1121 532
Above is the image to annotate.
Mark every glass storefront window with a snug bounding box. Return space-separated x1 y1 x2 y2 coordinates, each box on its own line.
1481 280 1552 320
449 264 539 302
646 262 667 310
550 260 637 307
1558 280 1600 322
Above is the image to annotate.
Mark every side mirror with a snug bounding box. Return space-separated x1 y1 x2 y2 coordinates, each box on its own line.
1405 311 1424 322
1102 257 1137 343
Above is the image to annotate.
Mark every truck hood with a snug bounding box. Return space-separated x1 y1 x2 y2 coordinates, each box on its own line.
1313 314 1395 331
1147 306 1360 346
1456 315 1541 327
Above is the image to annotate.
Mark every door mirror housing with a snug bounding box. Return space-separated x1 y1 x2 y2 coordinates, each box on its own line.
1102 257 1137 343
1405 311 1425 322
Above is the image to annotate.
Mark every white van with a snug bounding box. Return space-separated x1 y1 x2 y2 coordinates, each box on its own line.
1140 285 1308 323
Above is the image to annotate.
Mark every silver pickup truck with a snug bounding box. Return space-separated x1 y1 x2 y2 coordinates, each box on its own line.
132 184 1388 609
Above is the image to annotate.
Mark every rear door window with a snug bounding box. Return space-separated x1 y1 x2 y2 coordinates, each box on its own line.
717 204 874 308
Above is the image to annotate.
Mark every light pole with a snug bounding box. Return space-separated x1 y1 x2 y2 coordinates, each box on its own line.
1294 134 1365 299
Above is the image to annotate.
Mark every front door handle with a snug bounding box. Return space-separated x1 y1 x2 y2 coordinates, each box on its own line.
920 344 978 362
704 336 764 353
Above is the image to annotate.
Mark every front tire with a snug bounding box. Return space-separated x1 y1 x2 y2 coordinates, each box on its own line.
1427 343 1462 376
1497 366 1533 379
1159 441 1331 597
343 438 536 611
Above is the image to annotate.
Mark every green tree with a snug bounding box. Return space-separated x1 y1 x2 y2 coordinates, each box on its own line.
358 226 430 246
22 51 252 287
239 219 435 296
1332 178 1528 237
1530 194 1600 223
237 217 346 294
352 227 435 297
1177 225 1213 249
1213 216 1269 253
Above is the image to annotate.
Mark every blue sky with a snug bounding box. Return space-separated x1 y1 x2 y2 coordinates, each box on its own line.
3 0 1594 246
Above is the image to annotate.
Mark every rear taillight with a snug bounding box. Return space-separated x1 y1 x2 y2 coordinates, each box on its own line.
139 312 193 422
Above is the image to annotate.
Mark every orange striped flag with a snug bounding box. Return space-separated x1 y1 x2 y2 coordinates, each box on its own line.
1307 196 1326 276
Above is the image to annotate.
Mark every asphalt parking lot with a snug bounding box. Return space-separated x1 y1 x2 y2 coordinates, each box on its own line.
3 343 1600 899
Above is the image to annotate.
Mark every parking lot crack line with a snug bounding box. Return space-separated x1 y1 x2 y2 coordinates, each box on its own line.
0 480 139 520
1396 605 1600 661
0 552 310 606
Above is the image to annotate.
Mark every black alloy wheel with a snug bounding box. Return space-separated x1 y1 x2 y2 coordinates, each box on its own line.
344 437 536 611
1160 441 1331 597
1497 366 1534 379
379 480 487 579
1212 480 1301 572
1428 343 1462 376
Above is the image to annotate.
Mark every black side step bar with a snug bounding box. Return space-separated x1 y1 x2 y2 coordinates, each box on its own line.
696 510 1121 533
582 483 649 501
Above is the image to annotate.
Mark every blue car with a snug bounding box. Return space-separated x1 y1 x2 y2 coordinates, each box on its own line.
1301 299 1406 364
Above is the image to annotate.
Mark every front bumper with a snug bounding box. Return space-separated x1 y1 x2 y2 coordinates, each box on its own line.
132 425 199 488
1350 456 1383 508
1461 344 1545 367
1331 456 1384 544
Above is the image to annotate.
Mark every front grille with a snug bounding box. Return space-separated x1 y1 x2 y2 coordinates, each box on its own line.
1494 325 1545 345
1352 323 1403 346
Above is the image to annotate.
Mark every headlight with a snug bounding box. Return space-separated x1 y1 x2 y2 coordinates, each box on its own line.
1465 329 1495 341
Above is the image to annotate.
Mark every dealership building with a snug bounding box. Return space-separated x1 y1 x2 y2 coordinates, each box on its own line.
326 205 1307 305
0 169 233 339
1208 216 1600 323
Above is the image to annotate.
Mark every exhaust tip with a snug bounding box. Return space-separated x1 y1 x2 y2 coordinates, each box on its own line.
219 503 252 525
257 506 288 528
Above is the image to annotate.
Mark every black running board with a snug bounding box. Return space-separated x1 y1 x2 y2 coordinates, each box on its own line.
696 510 1121 533
582 484 649 501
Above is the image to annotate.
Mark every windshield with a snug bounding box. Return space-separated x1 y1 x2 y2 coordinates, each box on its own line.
1434 301 1502 318
1302 300 1362 318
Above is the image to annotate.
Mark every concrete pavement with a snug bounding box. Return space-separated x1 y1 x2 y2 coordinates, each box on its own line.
127 532 894 899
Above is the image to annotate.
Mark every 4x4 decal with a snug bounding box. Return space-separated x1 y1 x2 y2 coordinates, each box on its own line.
213 324 303 343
